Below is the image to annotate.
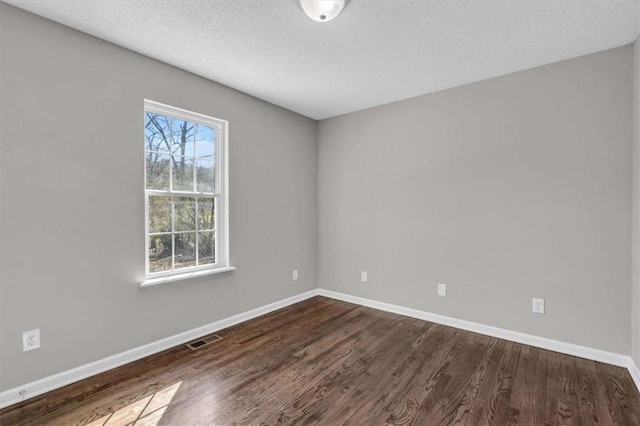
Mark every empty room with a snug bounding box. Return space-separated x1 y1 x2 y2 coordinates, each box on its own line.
2 0 640 424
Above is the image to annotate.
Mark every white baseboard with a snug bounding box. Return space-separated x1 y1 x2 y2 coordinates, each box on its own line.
317 289 634 371
0 289 320 410
2 287 638 410
628 357 640 392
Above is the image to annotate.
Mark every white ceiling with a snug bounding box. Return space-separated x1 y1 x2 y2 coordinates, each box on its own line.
4 0 640 120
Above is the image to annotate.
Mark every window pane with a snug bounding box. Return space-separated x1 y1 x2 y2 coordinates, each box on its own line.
145 153 170 190
145 113 193 155
197 198 215 231
145 113 173 153
174 197 195 231
172 157 195 192
196 159 215 193
195 124 215 159
149 235 172 272
175 233 196 269
148 196 171 233
198 232 215 265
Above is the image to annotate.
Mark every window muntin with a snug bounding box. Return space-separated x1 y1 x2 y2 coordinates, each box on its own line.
144 100 228 278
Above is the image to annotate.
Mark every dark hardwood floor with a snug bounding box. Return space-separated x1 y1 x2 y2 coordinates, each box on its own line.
1 296 639 425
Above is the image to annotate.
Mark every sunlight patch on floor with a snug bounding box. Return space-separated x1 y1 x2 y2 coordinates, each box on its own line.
85 381 182 426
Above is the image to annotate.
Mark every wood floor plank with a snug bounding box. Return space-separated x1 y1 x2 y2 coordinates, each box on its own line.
501 342 532 425
0 296 638 426
595 361 640 425
545 350 564 426
565 354 600 425
462 339 507 425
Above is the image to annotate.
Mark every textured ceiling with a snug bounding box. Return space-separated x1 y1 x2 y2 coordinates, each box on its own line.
3 0 640 120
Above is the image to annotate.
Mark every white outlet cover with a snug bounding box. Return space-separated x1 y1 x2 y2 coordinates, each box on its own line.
532 298 545 314
361 271 368 282
437 283 447 297
293 269 299 281
22 329 40 352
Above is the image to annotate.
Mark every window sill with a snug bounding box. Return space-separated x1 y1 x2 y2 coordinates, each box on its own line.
140 266 236 288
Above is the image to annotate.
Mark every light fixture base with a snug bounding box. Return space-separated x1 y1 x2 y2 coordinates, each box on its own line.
299 0 349 23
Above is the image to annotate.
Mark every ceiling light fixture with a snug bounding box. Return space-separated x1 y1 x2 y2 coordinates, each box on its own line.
299 0 349 23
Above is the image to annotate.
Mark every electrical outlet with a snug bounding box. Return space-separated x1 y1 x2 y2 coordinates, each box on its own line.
437 283 447 297
361 271 368 282
532 298 545 314
293 269 299 281
22 329 40 352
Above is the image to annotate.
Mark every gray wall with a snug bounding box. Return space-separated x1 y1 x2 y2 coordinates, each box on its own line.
633 38 640 367
0 3 317 391
318 46 633 354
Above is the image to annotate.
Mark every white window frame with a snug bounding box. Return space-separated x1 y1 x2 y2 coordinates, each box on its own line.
141 100 233 287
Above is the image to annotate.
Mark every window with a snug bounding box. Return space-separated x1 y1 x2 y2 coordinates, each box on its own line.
143 100 231 284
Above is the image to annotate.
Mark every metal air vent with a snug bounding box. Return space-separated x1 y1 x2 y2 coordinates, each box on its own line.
186 334 223 350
